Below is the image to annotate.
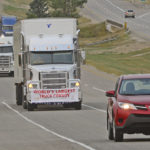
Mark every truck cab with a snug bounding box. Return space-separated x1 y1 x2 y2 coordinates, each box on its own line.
1 16 17 36
0 35 14 75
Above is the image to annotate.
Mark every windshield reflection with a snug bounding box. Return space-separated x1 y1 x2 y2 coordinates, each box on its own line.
0 46 13 53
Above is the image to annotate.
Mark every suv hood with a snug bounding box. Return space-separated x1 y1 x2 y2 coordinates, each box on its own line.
118 95 150 105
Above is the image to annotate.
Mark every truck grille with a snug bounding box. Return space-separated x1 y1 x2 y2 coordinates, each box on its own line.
0 56 10 68
40 72 68 89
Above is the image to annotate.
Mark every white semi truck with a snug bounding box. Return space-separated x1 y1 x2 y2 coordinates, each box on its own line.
0 35 14 75
14 18 83 111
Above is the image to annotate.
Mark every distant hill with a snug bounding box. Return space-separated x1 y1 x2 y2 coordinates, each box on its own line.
0 0 32 19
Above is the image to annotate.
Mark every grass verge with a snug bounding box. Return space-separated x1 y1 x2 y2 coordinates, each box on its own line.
87 48 150 75
3 4 27 19
79 17 150 75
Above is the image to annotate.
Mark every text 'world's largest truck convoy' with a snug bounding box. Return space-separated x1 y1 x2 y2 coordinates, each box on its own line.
14 18 83 111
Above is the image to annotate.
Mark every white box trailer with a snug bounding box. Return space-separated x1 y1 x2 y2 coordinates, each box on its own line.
14 18 83 111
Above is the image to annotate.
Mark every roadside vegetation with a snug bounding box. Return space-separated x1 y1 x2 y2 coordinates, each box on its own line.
3 0 32 19
2 0 150 75
128 0 150 4
79 17 150 75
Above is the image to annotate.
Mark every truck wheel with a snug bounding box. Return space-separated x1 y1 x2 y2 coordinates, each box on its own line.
23 100 27 109
22 87 27 109
16 84 22 105
74 101 82 110
27 102 34 111
9 71 14 77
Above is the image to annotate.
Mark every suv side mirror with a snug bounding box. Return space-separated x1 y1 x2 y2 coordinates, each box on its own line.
106 90 115 97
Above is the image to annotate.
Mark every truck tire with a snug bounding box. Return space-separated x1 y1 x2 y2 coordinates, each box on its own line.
74 101 82 110
27 102 34 111
16 84 22 105
21 86 27 109
9 71 14 77
23 99 27 109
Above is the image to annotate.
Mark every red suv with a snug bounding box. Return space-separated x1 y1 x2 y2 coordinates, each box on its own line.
106 74 150 142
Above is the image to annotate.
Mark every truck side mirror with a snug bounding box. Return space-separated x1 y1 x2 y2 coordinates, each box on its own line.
18 53 22 67
80 50 86 65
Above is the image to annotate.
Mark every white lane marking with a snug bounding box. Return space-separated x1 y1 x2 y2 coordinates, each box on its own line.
82 104 106 113
137 12 150 19
105 0 125 12
92 87 106 93
2 102 96 150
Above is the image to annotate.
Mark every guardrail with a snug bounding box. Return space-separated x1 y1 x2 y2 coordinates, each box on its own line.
106 19 123 28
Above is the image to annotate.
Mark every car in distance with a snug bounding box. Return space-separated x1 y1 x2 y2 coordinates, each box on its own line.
106 74 150 142
125 10 135 18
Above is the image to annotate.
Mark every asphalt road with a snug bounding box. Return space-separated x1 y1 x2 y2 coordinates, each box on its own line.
0 66 150 150
81 0 150 40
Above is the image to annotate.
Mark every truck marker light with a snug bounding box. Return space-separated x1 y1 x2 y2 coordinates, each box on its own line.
68 46 70 49
0 34 4 38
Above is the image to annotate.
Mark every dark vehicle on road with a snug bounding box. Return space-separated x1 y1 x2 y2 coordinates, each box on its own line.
106 74 150 142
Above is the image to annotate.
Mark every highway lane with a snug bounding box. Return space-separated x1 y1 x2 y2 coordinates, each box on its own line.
0 67 150 150
81 0 150 40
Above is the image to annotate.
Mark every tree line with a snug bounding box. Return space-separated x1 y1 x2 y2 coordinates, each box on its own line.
27 0 87 18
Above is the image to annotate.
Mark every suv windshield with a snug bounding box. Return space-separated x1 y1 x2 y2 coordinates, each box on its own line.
128 10 133 12
30 51 73 65
0 46 13 53
119 78 150 95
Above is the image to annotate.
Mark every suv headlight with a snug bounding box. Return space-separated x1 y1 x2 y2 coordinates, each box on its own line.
118 102 137 110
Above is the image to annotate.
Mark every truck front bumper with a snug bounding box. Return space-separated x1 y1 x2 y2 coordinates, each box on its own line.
0 65 14 73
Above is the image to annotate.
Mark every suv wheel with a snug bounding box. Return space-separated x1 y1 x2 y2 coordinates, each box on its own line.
108 120 113 140
113 120 123 142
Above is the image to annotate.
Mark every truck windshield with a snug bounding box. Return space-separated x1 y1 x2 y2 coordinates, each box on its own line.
2 26 13 31
0 46 13 53
30 51 73 65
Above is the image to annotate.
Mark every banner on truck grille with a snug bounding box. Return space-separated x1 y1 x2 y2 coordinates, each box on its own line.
30 88 79 103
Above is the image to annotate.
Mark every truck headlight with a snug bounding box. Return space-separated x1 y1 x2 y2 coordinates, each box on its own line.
75 82 80 87
28 83 38 89
28 83 33 88
71 81 80 88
